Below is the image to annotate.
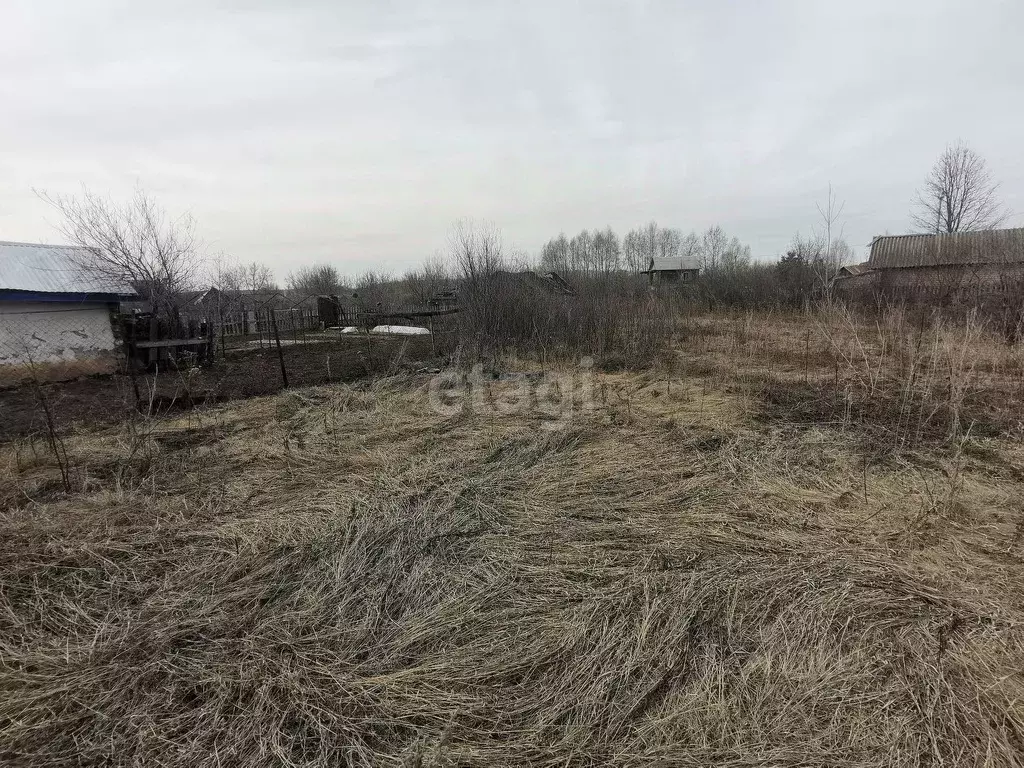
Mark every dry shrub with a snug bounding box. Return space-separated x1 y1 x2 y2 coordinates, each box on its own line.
458 272 670 369
745 303 1024 452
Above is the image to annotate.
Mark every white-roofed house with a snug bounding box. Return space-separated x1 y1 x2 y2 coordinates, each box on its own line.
0 241 138 386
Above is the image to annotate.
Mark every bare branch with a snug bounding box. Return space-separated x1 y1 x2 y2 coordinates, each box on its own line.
285 264 343 295
36 186 204 317
911 141 1009 233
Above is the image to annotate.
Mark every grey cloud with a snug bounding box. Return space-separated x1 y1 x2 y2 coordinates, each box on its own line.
2 0 1023 276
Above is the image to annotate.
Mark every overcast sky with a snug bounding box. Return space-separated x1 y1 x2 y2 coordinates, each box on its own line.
2 0 1023 278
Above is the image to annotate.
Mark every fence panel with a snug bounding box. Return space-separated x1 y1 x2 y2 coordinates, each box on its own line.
0 301 453 442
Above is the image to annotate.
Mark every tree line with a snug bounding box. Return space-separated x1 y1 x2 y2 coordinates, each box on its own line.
538 223 753 276
32 141 1010 317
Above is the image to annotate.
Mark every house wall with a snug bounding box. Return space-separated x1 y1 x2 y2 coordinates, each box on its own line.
881 263 1024 289
836 263 1024 303
650 269 699 286
0 301 120 386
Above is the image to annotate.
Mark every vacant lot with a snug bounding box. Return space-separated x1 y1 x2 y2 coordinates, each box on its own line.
2 308 1023 766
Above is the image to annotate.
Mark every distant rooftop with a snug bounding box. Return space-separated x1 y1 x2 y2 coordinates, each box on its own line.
648 257 700 272
840 262 872 277
0 240 136 295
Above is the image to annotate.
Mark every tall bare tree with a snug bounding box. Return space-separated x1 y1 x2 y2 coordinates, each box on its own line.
813 183 847 296
568 229 594 272
540 233 570 273
679 231 701 263
591 226 621 272
285 264 343 296
698 226 728 272
38 187 203 316
911 141 1008 233
622 229 645 272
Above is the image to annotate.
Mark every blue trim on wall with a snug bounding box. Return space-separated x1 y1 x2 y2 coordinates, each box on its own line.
0 289 128 304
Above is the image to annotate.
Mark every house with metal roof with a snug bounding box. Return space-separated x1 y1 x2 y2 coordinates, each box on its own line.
868 228 1024 271
864 228 1024 293
0 240 137 385
644 257 700 286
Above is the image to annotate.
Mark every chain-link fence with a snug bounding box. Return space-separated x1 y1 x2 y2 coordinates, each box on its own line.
0 301 456 441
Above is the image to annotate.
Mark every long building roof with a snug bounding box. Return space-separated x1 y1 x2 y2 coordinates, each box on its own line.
868 228 1024 269
0 241 136 295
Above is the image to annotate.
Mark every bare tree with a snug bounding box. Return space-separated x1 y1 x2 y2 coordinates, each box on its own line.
680 231 701 263
814 183 847 296
285 264 343 296
698 226 728 272
540 233 570 273
911 141 1009 233
240 261 276 292
641 222 660 266
38 187 203 317
622 222 692 272
402 254 453 306
655 227 682 259
214 258 276 294
592 226 621 272
353 270 400 308
719 236 751 273
447 219 505 284
622 229 646 272
568 229 594 272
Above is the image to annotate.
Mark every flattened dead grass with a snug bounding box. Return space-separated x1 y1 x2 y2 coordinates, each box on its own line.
2 361 1024 766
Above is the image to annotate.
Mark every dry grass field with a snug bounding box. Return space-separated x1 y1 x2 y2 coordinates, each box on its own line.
3 307 1024 766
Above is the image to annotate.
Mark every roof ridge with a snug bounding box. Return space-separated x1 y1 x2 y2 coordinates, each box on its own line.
872 227 1024 241
0 240 93 251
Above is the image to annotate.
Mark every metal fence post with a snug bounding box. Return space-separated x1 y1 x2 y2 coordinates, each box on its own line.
270 310 289 389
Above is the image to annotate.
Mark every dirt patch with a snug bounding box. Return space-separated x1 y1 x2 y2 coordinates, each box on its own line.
0 335 443 442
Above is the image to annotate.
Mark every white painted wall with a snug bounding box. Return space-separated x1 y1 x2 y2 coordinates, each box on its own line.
0 301 119 383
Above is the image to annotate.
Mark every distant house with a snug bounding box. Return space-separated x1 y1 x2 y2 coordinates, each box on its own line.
644 257 700 286
491 270 576 296
526 271 575 296
193 287 286 315
849 228 1024 296
0 241 137 386
838 262 872 278
427 290 459 310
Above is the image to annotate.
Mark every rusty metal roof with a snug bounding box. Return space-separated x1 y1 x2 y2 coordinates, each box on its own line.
868 228 1024 269
0 240 136 295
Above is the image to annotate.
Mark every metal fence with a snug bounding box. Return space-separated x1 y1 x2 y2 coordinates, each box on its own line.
0 302 455 442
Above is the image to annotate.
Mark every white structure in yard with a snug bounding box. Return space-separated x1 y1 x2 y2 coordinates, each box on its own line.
0 241 136 386
370 325 430 335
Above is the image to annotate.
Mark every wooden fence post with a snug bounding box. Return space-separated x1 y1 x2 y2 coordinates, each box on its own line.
123 316 142 407
206 319 215 364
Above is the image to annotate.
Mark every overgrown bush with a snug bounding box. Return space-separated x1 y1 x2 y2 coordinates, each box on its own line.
458 271 671 368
